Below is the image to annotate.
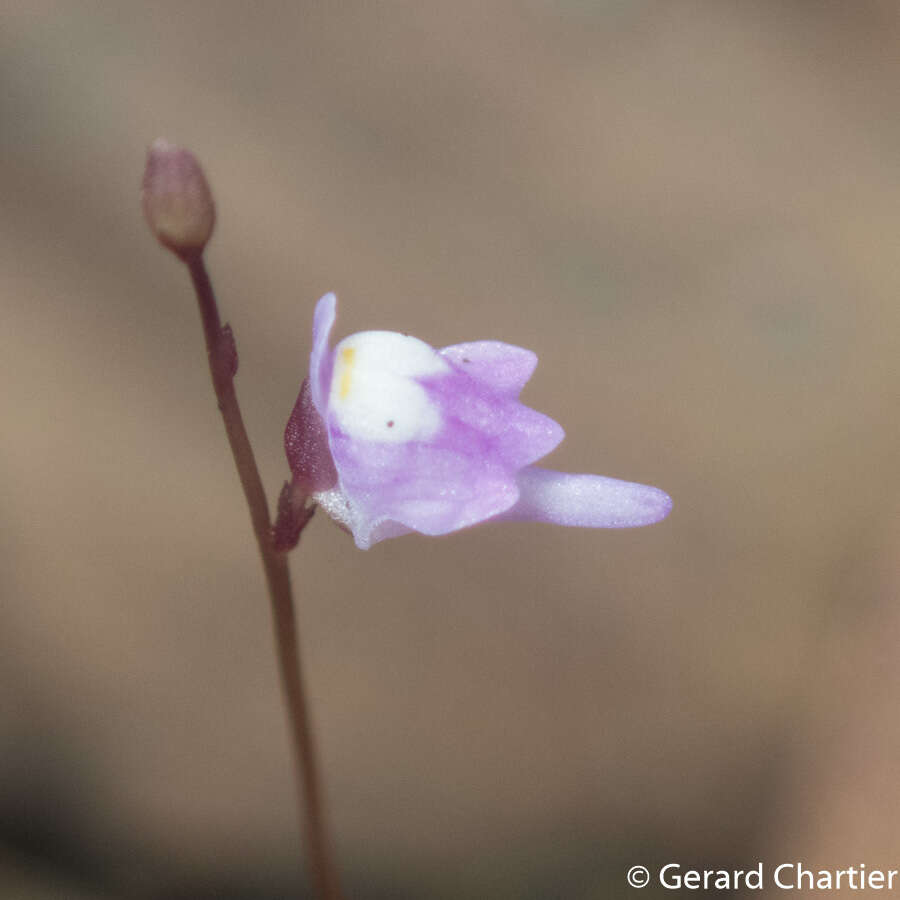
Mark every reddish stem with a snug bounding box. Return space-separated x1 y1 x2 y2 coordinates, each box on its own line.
186 255 343 900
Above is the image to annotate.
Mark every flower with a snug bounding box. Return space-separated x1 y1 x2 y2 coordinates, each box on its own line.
285 293 671 549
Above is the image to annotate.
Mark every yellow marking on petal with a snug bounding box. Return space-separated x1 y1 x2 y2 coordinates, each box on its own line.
338 346 355 400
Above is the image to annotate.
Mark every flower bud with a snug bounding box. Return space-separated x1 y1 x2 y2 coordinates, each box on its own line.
141 138 215 259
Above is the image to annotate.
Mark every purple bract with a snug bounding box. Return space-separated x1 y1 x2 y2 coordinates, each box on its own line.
285 293 671 549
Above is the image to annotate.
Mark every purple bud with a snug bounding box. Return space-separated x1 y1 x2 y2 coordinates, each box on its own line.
141 139 215 260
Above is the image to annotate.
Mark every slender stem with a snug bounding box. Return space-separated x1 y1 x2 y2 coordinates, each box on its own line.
186 255 343 900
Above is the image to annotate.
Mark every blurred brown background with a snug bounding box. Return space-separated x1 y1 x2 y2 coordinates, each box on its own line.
3 2 900 897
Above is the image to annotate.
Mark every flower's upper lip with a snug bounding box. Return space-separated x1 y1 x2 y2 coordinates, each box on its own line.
309 291 338 416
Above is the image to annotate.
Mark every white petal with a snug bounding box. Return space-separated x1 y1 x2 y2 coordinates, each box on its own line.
328 331 449 443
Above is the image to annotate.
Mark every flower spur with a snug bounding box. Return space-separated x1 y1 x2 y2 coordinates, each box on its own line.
285 293 671 549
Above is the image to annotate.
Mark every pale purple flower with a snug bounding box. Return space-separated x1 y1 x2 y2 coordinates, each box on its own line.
285 293 671 549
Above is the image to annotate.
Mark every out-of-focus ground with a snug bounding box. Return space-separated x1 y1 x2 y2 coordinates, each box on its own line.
2 2 899 897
